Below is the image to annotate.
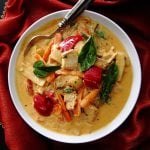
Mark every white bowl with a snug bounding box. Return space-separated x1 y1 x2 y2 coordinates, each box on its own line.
8 10 141 143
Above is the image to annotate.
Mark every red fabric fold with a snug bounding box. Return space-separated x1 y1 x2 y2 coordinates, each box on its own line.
0 0 150 150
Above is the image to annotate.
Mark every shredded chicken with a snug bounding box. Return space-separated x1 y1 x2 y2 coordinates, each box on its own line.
61 49 79 70
95 46 117 69
54 75 83 89
49 44 62 64
64 91 77 110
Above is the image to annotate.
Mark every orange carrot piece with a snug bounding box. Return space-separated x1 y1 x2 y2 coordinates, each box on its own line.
53 103 62 115
56 69 83 78
63 109 72 122
80 89 100 108
42 40 54 62
42 33 62 62
57 93 72 122
73 86 85 116
46 73 56 83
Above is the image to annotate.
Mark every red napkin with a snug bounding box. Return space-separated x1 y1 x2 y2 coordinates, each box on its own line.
0 0 150 149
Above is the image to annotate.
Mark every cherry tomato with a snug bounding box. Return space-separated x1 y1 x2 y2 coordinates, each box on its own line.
33 94 53 116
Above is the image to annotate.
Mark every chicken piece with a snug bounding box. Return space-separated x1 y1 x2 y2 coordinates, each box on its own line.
55 75 83 89
102 46 117 63
95 57 108 69
49 44 62 64
116 52 126 81
95 46 117 69
84 105 98 122
47 57 60 66
96 40 112 57
64 91 77 110
61 49 78 70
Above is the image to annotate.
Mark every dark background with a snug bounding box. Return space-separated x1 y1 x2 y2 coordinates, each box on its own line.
0 125 8 150
0 0 6 17
0 1 8 150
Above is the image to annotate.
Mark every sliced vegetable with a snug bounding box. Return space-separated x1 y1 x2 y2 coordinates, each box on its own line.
46 73 56 83
78 36 96 71
33 93 53 116
100 62 119 102
33 60 60 78
42 40 54 62
115 52 125 81
56 93 72 122
59 35 83 52
52 103 62 115
84 66 102 89
73 86 85 116
43 33 62 62
80 89 99 108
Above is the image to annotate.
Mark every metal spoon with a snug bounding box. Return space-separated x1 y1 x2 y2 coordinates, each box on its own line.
24 0 93 56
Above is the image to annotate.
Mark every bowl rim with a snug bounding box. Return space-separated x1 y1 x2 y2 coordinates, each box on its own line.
8 9 141 143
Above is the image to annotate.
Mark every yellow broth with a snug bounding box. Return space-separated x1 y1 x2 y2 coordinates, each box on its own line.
16 16 132 135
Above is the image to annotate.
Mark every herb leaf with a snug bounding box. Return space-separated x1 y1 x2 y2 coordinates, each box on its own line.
33 60 60 78
38 66 61 72
64 87 74 93
33 68 49 78
100 62 118 102
33 60 45 68
95 31 105 39
78 36 96 72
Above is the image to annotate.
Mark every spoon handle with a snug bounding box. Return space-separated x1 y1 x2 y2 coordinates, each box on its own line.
58 0 94 27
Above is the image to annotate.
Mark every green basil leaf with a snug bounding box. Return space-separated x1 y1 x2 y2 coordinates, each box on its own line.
33 60 45 68
33 60 61 78
33 68 49 78
39 66 61 73
78 36 96 72
64 87 74 93
95 31 105 39
100 62 119 103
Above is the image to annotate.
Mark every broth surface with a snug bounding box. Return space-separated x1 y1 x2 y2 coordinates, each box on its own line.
16 16 132 135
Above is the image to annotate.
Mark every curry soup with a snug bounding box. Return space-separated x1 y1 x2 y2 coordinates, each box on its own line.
16 16 132 135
